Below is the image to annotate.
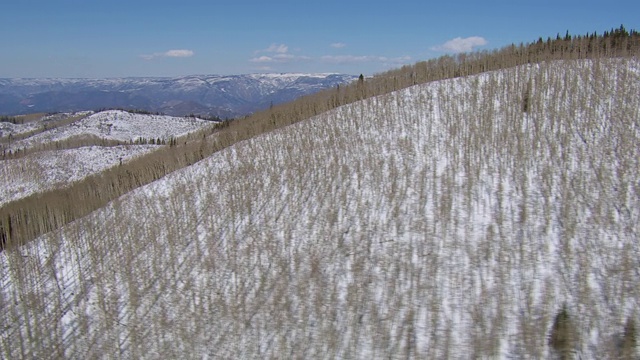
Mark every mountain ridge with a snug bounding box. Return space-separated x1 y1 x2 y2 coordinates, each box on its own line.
0 73 358 118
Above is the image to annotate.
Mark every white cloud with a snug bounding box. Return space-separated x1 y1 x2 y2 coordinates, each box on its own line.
250 56 275 63
431 36 487 53
250 43 410 68
141 49 195 60
265 44 289 53
254 44 289 55
380 55 412 67
273 53 295 61
251 44 310 63
321 55 375 64
250 53 311 63
164 49 194 58
321 55 411 65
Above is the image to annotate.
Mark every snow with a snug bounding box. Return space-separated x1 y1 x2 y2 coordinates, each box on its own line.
0 120 41 139
2 73 353 91
5 110 213 153
248 72 341 79
0 111 93 139
0 145 160 205
1 110 215 205
0 58 639 358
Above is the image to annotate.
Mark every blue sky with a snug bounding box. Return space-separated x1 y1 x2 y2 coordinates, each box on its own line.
1 0 638 78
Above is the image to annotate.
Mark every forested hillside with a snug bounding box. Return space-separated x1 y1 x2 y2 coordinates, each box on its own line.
2 26 638 250
0 27 639 358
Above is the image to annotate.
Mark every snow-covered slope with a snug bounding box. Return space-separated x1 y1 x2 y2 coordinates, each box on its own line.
1 110 215 205
5 110 213 153
0 112 92 140
0 145 159 206
1 59 639 358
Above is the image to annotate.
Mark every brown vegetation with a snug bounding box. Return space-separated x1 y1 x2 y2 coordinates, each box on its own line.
549 305 577 359
0 26 638 357
1 113 89 150
1 26 639 252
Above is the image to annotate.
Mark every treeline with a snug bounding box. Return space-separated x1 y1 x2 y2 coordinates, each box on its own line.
236 25 640 136
362 24 640 98
95 108 226 122
2 136 131 160
95 108 162 116
0 113 57 124
1 26 638 250
0 116 19 124
0 113 90 152
185 113 225 122
131 136 181 146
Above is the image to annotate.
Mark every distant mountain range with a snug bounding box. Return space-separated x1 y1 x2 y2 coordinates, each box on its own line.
0 73 358 118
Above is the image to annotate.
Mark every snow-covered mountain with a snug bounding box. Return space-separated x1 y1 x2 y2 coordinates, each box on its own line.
0 73 358 118
1 58 639 358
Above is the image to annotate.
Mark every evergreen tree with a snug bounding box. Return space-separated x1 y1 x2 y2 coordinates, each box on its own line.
549 304 577 359
620 317 637 360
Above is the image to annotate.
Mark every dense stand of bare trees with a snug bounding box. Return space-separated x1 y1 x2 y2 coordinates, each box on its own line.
2 26 639 250
0 26 638 358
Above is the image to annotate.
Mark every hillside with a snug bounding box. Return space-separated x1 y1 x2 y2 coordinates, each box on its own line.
1 57 638 358
1 110 216 205
0 73 358 118
4 110 214 153
1 145 159 206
